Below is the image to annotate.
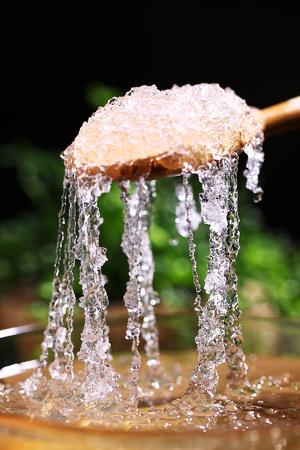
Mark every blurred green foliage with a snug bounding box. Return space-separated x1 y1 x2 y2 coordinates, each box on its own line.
0 143 64 290
84 82 122 109
1 83 300 320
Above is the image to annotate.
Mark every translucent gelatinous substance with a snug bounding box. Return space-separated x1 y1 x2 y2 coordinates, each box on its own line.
224 156 248 389
63 84 262 179
120 179 147 407
139 182 174 396
243 134 265 202
175 180 201 238
0 83 270 435
20 174 120 416
39 172 77 381
194 159 231 397
184 155 248 397
75 174 119 405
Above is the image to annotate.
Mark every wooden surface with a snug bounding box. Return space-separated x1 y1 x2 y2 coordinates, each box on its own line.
261 96 300 137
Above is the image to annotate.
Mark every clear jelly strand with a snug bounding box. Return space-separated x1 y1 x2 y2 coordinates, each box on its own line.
243 133 264 203
224 155 248 389
40 172 77 381
196 160 229 398
75 174 118 405
120 179 149 408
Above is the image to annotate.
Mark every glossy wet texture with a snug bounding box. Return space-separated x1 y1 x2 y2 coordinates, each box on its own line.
1 352 300 449
1 316 300 448
63 84 262 180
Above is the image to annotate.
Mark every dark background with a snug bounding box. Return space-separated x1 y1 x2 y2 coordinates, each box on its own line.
1 5 300 238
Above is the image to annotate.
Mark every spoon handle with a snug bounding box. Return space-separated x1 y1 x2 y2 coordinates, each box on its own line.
261 97 300 137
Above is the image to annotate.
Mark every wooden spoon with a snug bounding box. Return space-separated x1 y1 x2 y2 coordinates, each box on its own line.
65 96 300 181
260 96 300 137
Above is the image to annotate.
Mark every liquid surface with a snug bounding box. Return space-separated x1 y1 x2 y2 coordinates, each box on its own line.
1 352 300 432
1 353 300 449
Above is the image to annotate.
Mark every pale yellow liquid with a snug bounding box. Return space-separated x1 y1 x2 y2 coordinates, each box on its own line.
1 352 300 449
